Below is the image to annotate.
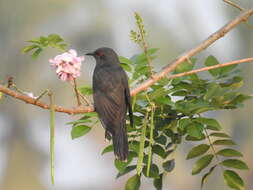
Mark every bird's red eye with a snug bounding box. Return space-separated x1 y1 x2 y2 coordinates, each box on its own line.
96 51 104 57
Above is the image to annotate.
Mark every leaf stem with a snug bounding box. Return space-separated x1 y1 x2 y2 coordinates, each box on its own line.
136 110 149 175
204 128 224 171
147 105 155 176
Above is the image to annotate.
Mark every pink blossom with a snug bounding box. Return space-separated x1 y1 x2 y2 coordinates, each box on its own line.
49 49 84 81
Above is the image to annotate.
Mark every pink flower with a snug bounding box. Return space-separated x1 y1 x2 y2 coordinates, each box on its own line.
49 49 84 81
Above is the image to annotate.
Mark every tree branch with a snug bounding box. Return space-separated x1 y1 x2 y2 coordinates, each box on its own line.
0 85 94 115
169 57 253 79
1 8 253 115
131 8 253 96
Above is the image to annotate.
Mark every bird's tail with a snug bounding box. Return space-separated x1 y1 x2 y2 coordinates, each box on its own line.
112 125 129 161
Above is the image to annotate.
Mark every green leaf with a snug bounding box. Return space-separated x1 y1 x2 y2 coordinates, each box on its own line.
154 135 167 145
83 112 98 117
220 65 237 76
204 83 223 100
149 88 170 100
206 125 221 131
101 145 113 155
129 141 140 153
48 34 63 43
217 149 243 157
143 164 159 178
78 86 93 95
22 44 40 54
192 154 214 175
221 76 243 89
153 174 163 190
186 144 210 160
162 159 175 172
185 134 206 141
178 118 192 133
204 55 221 77
119 56 133 65
172 90 188 96
116 165 136 178
115 159 129 173
71 125 91 139
31 48 43 59
213 139 236 146
147 48 159 55
230 94 251 106
120 62 132 72
27 38 41 44
223 170 244 190
209 132 230 138
152 144 166 159
67 119 92 126
201 165 217 189
125 174 141 190
221 159 249 170
187 122 204 139
195 118 222 131
174 58 196 73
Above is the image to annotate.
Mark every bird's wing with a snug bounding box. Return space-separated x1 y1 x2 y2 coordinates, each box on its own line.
121 71 133 127
93 66 127 134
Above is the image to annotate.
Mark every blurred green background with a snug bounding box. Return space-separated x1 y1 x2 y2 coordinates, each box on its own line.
0 0 252 189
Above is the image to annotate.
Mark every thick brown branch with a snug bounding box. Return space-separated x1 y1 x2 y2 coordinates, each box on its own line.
0 85 94 115
130 8 253 96
169 57 253 79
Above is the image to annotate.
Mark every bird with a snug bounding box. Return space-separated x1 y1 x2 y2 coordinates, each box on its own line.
86 47 133 161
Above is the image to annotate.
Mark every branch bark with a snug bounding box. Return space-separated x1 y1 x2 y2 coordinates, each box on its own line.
0 85 94 114
1 8 253 115
169 57 253 79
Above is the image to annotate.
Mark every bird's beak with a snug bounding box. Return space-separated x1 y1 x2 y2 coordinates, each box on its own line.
86 52 95 56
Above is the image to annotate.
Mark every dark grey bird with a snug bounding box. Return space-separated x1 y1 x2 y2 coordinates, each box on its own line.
86 47 133 161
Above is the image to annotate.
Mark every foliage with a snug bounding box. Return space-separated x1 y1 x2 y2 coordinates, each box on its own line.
22 34 68 59
18 13 251 190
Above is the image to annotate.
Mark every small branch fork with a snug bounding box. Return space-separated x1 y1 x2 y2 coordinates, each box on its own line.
0 8 253 115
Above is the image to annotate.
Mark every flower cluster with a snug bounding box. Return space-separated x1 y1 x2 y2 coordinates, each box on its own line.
49 49 84 81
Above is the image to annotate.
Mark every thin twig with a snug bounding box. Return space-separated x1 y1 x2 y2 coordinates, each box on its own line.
143 41 154 77
77 90 91 106
168 57 253 79
34 89 49 103
223 0 245 11
73 79 81 106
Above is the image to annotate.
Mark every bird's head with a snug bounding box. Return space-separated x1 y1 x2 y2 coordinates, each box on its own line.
86 47 119 65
